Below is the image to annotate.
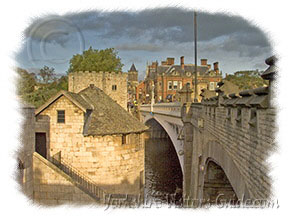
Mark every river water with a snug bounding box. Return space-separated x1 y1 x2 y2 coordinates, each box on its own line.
144 136 183 205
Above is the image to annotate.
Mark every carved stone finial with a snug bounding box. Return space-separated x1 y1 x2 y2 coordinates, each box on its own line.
261 55 277 81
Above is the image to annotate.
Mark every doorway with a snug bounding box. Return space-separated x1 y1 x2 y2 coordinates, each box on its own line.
35 133 47 159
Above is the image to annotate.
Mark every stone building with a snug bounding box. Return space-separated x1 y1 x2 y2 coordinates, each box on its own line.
140 56 222 103
32 85 147 204
127 64 139 105
68 71 128 110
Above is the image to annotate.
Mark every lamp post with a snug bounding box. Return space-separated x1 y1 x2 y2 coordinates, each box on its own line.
151 81 155 112
194 11 198 103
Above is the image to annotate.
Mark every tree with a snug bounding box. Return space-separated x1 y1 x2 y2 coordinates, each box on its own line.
16 68 36 96
16 67 68 108
67 47 123 73
37 65 56 84
224 70 268 90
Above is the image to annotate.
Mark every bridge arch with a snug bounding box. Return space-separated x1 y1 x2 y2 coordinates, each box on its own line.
201 140 251 201
143 113 184 173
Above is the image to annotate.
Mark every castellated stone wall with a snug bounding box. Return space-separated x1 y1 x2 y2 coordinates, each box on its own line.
68 71 128 110
33 152 95 205
186 103 275 200
36 95 144 195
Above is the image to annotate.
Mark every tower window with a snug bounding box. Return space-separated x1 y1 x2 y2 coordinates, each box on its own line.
57 110 65 123
122 135 127 145
112 85 117 91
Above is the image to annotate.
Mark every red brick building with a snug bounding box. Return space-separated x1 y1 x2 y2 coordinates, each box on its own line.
138 56 222 103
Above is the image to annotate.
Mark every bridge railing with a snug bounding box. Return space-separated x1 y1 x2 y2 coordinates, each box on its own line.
140 102 181 117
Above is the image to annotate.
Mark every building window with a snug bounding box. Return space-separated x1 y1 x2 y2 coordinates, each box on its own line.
57 110 65 123
112 85 117 91
168 81 173 90
179 81 183 89
186 82 191 88
209 82 215 90
173 81 178 90
122 135 127 145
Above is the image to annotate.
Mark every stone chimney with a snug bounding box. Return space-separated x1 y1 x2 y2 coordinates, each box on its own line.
201 59 207 66
213 62 219 73
180 56 185 70
167 57 175 65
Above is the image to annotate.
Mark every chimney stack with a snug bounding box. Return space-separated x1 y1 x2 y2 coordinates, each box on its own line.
213 62 219 73
180 56 184 70
161 61 167 65
167 57 175 65
201 59 207 66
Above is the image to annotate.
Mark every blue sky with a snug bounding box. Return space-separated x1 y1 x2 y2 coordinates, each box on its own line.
15 8 272 80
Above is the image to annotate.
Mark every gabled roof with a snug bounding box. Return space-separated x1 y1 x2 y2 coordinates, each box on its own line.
79 86 148 136
35 90 93 115
129 63 137 72
35 87 148 136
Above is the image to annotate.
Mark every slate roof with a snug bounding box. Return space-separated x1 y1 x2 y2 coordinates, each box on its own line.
129 63 137 72
36 87 148 136
155 64 212 76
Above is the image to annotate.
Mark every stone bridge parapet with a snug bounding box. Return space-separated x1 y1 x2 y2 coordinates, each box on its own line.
140 56 277 203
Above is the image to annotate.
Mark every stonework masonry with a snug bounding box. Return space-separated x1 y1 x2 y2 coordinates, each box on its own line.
68 71 128 110
36 95 144 195
182 102 275 201
18 104 35 199
33 152 95 205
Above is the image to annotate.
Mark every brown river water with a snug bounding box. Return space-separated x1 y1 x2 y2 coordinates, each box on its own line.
144 137 183 205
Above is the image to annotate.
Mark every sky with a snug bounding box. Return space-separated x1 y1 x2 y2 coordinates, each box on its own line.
15 8 272 80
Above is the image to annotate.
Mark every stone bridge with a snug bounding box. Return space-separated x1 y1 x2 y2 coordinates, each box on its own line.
140 56 276 203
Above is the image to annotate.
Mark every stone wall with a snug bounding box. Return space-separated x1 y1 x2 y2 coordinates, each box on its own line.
18 103 35 198
36 95 144 195
182 91 276 201
33 152 95 205
68 71 128 110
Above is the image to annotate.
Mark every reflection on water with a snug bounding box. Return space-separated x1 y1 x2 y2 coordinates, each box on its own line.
144 136 183 204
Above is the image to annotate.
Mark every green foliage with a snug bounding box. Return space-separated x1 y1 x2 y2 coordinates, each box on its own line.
37 65 56 84
17 66 68 108
67 47 123 73
16 68 36 96
224 70 268 90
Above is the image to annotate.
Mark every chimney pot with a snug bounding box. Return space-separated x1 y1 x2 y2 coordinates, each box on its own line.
213 62 219 73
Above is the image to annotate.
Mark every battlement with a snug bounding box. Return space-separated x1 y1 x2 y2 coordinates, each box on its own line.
69 71 127 76
202 86 270 108
68 71 128 110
